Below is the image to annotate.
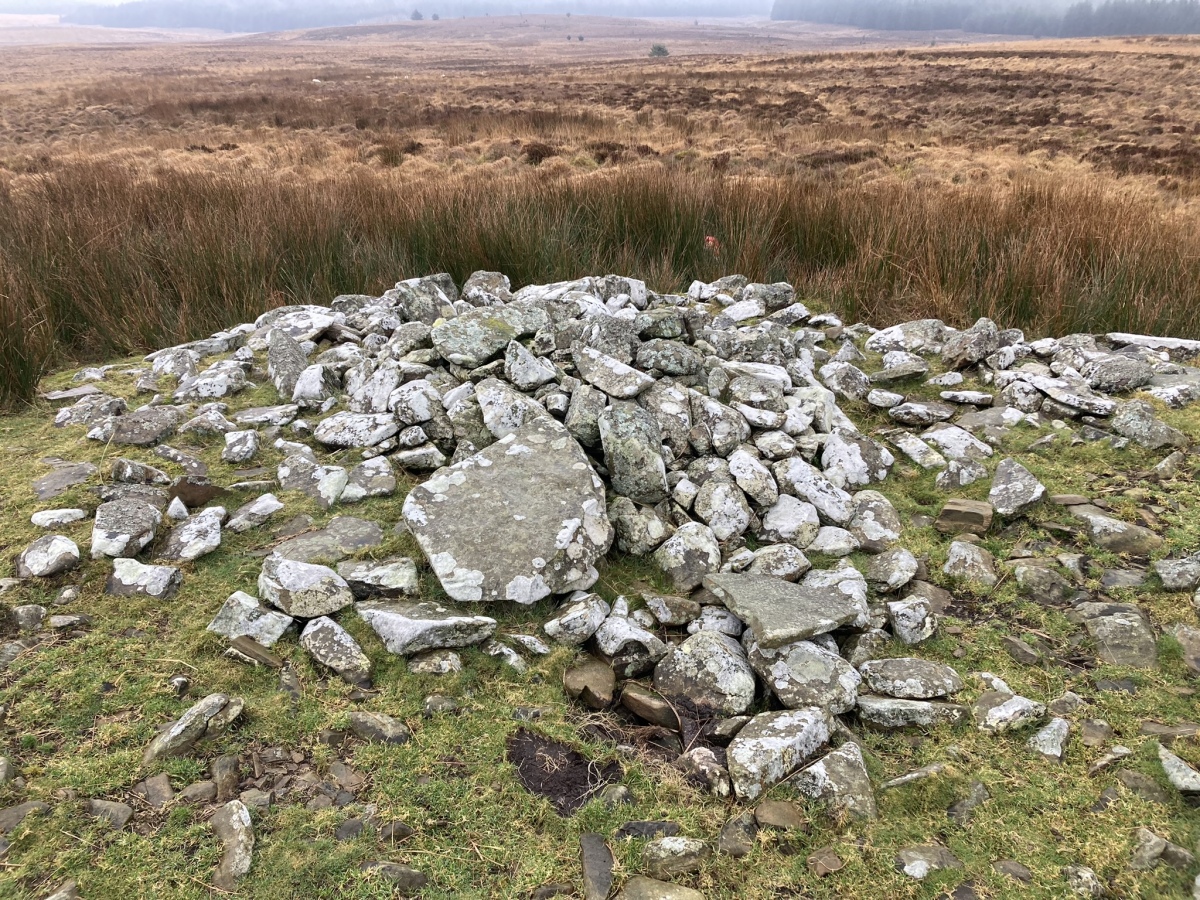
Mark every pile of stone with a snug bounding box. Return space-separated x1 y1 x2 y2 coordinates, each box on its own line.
13 269 1200 896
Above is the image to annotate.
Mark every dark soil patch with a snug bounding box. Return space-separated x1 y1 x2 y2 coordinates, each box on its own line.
505 729 622 816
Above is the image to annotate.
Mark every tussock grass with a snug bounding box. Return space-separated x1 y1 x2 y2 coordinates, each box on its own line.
5 162 1200 407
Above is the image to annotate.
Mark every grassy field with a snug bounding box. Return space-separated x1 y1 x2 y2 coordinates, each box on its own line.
1 338 1199 899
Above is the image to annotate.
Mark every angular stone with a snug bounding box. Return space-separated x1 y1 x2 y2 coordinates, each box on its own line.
856 696 969 729
341 456 396 503
160 507 223 561
301 617 371 686
943 541 998 588
972 691 1046 734
744 636 860 713
1112 400 1188 450
91 499 162 559
314 412 399 449
704 568 868 649
1070 505 1163 556
599 402 669 505
347 711 412 745
1074 602 1158 667
935 499 993 536
106 558 182 599
896 845 963 880
1158 743 1200 797
616 876 705 900
989 458 1046 517
273 516 384 564
15 535 80 578
652 523 721 593
858 659 964 699
207 592 293 647
1029 717 1071 762
544 593 610 645
143 693 240 764
643 836 710 879
564 656 616 710
403 419 612 603
580 833 614 900
211 800 254 892
573 344 655 398
337 558 419 599
652 631 756 717
794 741 877 820
357 600 496 655
727 708 831 801
258 555 354 618
773 458 853 525
759 495 820 548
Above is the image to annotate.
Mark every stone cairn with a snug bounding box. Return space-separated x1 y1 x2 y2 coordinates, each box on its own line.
11 271 1200 897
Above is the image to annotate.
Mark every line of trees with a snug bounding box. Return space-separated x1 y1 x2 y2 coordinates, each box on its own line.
771 0 1200 37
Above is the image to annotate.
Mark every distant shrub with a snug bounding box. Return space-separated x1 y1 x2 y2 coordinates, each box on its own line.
649 43 669 57
577 34 584 41
522 141 558 165
431 12 439 19
410 9 423 20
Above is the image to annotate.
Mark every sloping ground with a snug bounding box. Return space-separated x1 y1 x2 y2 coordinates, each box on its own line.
0 272 1199 899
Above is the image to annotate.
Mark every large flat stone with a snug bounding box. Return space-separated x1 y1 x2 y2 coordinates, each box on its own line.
402 418 613 604
703 568 869 649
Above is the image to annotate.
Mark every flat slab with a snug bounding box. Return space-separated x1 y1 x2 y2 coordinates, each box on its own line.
402 417 613 603
703 568 868 649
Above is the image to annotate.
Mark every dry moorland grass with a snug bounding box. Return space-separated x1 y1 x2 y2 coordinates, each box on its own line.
4 23 1200 406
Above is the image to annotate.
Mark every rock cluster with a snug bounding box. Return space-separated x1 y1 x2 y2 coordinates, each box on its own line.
14 270 1200 896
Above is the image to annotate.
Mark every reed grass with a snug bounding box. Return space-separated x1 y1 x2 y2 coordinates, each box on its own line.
3 161 1199 407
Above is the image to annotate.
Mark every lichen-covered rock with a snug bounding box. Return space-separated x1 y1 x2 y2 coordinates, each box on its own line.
599 402 669 505
727 708 831 801
91 499 162 559
744 635 860 713
106 558 182 599
858 658 963 699
300 616 371 686
207 591 294 646
357 600 496 655
793 741 877 820
403 418 612 603
143 693 243 764
257 554 354 618
989 458 1046 517
653 630 757 717
652 522 722 592
16 535 80 578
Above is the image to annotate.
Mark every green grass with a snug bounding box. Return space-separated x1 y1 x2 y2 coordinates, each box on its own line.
0 355 1199 898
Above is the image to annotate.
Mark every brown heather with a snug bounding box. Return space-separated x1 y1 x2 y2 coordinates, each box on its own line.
5 23 1200 406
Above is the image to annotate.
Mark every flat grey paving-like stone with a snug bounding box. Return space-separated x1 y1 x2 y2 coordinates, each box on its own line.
858 658 964 699
1073 601 1158 667
33 460 98 500
357 600 497 656
1070 505 1163 556
30 508 87 529
896 846 963 880
272 516 384 564
226 494 284 533
572 344 655 398
402 418 613 604
616 877 706 900
704 568 868 649
313 412 399 448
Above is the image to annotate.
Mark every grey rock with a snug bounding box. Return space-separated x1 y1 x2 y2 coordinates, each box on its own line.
1158 743 1200 797
1070 505 1162 555
211 800 254 892
1028 717 1071 762
653 523 722 592
887 597 937 645
943 541 998 588
643 836 710 879
794 741 877 820
972 691 1046 734
86 799 133 829
573 344 655 398
1074 602 1157 667
207 591 293 646
16 535 80 578
544 593 610 645
160 507 223 561
896 845 963 880
727 707 831 801
258 554 354 618
358 600 496 655
599 402 669 505
337 558 419 599
745 635 860 713
143 693 242 764
652 630 757 717
989 458 1046 517
855 696 969 729
301 617 371 686
616 876 705 900
347 711 412 745
227 494 284 533
858 658 964 699
580 833 614 900
773 458 853 525
759 495 821 548
403 418 612 604
704 568 868 649
1111 400 1187 450
91 499 162 559
314 412 399 448
106 558 182 599
341 456 396 502
865 548 918 593
1062 865 1106 897
273 516 384 564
